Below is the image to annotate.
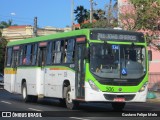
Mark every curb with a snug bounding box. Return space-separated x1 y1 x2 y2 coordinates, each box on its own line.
147 99 160 103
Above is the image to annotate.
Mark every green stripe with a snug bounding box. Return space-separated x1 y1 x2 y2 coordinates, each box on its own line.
5 66 75 72
7 29 89 46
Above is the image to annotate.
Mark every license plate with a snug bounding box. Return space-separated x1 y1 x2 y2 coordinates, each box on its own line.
114 98 125 102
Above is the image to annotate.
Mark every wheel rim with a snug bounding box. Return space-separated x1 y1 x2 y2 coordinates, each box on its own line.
22 87 27 99
66 91 72 103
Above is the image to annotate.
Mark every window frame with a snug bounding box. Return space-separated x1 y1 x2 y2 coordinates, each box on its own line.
6 47 13 67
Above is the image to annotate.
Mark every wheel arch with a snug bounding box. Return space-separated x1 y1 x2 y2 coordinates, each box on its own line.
62 79 70 98
21 79 26 92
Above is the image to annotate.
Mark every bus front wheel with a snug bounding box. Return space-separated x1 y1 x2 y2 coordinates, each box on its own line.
22 82 37 103
111 102 125 111
65 85 79 110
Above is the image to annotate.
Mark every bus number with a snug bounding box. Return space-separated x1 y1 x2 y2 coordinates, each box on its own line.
106 87 114 92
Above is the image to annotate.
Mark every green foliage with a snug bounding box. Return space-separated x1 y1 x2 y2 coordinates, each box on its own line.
121 0 160 48
0 19 17 28
94 19 118 28
74 1 118 29
81 23 93 29
130 0 160 30
93 9 106 20
0 31 7 73
74 6 89 24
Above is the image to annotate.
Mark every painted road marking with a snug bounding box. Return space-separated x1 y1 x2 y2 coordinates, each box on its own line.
70 117 90 120
1 101 12 104
28 108 42 111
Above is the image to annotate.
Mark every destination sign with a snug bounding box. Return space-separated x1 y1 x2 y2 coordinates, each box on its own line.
90 30 145 42
97 33 137 41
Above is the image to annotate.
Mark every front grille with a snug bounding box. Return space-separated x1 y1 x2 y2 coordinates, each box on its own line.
98 78 142 86
95 75 146 86
104 94 135 101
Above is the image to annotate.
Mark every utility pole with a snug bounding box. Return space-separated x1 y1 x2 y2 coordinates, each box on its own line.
89 0 93 23
33 17 38 37
118 0 120 27
89 0 97 23
108 0 112 26
71 0 74 30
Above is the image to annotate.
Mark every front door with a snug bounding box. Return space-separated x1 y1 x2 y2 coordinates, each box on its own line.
75 44 85 98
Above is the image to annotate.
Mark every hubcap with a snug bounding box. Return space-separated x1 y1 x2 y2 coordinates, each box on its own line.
67 91 72 103
23 87 26 99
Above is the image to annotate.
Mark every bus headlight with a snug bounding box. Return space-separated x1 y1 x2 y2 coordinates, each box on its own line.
88 80 100 92
139 82 148 92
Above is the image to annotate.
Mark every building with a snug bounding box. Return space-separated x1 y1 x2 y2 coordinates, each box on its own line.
1 25 71 41
119 0 160 90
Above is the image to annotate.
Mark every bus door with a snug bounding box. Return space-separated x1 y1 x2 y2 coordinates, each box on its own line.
11 47 19 93
75 42 86 99
38 42 47 95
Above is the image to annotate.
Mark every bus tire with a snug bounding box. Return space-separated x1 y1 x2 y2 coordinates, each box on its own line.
65 85 79 110
31 96 38 103
111 102 125 111
59 98 66 107
22 82 32 102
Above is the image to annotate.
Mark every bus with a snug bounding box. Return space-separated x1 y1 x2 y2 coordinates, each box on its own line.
4 28 150 110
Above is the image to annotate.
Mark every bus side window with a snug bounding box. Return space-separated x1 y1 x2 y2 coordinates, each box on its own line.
31 44 38 65
19 45 27 65
66 39 75 63
26 44 32 65
61 40 65 63
6 47 13 67
46 41 53 65
63 40 68 63
52 42 55 64
54 41 61 64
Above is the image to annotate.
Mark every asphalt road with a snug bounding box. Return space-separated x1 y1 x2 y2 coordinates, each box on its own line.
0 87 160 120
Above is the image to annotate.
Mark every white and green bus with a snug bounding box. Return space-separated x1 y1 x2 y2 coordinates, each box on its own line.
4 28 150 110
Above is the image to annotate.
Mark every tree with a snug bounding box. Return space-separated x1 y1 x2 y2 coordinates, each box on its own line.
74 1 118 29
0 31 7 72
93 9 106 20
74 6 89 24
120 0 160 48
0 19 17 28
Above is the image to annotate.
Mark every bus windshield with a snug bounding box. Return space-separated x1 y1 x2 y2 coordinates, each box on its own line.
90 43 146 79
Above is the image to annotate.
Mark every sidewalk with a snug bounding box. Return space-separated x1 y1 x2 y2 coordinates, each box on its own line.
147 92 160 103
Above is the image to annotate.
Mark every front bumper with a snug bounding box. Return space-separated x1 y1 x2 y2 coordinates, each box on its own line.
85 82 148 102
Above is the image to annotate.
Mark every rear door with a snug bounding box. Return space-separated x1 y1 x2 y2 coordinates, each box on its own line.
38 42 47 96
11 46 19 93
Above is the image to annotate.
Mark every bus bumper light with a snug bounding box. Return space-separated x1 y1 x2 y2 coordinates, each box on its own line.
88 80 100 92
139 82 148 92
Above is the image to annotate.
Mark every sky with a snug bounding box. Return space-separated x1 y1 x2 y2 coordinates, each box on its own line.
0 0 112 28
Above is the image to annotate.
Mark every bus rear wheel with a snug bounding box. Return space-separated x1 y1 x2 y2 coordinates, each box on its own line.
65 85 79 110
111 102 125 111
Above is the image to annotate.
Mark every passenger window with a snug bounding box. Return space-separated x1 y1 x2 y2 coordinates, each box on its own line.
6 47 13 67
26 45 32 65
19 45 27 65
31 44 38 65
66 39 75 63
46 42 53 65
54 41 62 64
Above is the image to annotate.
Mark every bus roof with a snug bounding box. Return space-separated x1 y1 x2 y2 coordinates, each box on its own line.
7 28 144 46
7 29 90 46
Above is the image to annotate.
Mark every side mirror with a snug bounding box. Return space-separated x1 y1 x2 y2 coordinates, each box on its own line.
148 50 152 61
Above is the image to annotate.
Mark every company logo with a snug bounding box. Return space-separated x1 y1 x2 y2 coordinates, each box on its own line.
118 88 122 92
2 112 11 117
